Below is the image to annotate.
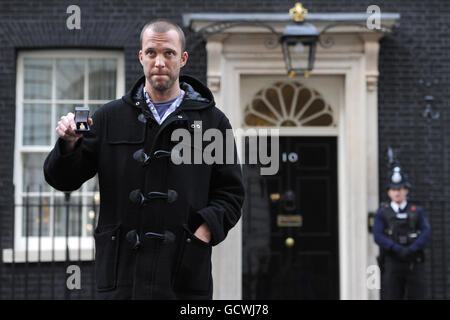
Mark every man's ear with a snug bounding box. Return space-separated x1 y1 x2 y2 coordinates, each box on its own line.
180 51 188 68
139 50 143 66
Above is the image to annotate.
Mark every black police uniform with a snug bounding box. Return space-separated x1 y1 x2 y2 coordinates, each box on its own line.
373 167 431 299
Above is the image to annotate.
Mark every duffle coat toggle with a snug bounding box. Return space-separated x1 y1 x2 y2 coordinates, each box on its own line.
129 189 178 206
126 229 176 250
133 148 172 167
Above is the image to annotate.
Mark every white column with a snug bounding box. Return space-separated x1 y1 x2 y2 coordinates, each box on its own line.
340 55 369 299
207 36 243 300
363 35 382 300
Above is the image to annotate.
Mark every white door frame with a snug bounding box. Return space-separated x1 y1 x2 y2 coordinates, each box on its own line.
186 13 400 300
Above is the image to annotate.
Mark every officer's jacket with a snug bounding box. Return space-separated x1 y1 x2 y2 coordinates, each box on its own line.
43 75 245 299
373 202 431 254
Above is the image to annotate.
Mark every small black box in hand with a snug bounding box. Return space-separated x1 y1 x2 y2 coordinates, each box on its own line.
75 106 90 133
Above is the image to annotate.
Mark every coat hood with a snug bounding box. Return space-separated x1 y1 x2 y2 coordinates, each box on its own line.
122 74 215 111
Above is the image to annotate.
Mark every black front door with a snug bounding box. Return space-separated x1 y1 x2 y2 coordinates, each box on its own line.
242 136 339 299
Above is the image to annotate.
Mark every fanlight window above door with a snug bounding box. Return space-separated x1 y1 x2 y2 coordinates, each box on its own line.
244 81 336 127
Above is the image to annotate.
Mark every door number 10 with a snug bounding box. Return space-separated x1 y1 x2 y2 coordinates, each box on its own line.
282 152 299 163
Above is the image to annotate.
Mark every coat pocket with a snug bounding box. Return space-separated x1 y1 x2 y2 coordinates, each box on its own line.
173 224 212 294
93 224 121 292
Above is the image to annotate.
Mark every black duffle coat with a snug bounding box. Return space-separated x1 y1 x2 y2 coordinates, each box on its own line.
43 75 245 299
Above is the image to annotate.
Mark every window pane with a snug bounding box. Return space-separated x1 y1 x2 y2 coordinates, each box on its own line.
21 196 51 237
23 103 51 145
86 175 99 192
89 59 117 100
56 59 84 100
24 58 52 100
85 196 99 237
90 104 102 116
23 153 51 192
18 53 120 243
54 196 84 237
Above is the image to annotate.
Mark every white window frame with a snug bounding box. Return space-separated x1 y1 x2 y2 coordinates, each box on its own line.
3 50 125 263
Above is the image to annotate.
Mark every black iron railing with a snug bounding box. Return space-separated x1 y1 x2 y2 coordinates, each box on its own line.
1 189 448 299
1 186 99 300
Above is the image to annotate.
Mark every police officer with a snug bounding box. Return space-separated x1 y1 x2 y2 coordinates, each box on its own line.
373 166 431 299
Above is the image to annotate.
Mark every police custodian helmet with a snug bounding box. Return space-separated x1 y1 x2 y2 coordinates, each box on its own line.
388 166 411 189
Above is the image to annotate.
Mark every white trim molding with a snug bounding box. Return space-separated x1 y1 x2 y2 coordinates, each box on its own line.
184 12 400 300
5 49 125 264
184 12 400 29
